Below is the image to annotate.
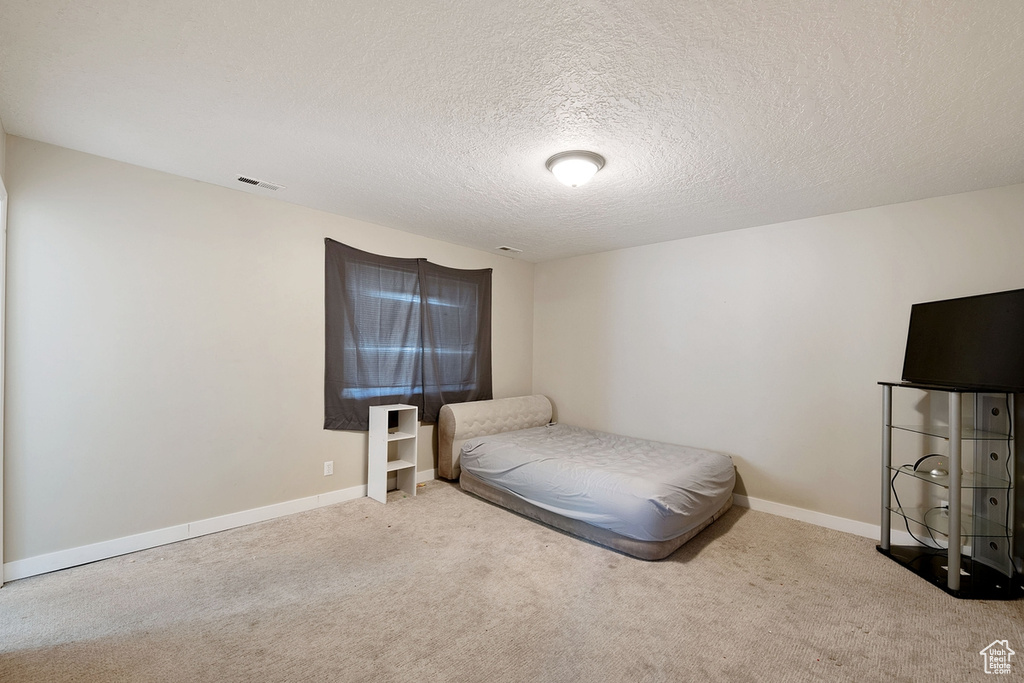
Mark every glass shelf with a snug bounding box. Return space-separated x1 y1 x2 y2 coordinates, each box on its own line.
889 506 1011 539
890 424 1012 440
880 381 1018 599
888 464 1011 489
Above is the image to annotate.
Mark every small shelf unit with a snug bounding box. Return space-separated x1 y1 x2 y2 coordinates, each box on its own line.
878 381 1022 599
368 404 419 503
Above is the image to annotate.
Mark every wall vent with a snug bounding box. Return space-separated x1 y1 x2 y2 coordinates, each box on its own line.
237 176 285 191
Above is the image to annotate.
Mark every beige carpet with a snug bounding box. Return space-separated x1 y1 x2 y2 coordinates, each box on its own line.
2 480 1022 682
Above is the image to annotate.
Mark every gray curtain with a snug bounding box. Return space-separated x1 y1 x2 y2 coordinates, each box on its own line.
324 239 492 430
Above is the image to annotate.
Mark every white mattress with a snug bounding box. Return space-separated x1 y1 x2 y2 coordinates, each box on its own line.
459 424 735 542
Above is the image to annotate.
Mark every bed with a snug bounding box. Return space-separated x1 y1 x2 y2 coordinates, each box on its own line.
438 395 735 560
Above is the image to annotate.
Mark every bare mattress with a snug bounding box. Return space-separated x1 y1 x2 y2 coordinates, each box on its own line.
459 423 735 544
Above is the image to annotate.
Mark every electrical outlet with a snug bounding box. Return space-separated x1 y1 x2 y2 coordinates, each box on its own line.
324 461 334 476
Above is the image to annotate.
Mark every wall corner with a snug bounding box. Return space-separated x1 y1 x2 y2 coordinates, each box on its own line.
0 115 6 180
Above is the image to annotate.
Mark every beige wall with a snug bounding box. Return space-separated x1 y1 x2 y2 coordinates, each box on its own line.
1 126 7 573
4 136 534 562
533 183 1024 525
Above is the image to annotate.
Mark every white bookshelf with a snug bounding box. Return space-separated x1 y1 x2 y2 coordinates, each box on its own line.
367 404 419 503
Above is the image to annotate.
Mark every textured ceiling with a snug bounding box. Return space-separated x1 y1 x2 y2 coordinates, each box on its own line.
1 1 1023 262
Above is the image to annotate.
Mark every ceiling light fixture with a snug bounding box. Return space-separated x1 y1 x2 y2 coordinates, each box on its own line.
545 150 605 188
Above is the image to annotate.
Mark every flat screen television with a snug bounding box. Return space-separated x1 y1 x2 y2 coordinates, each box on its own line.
902 288 1024 392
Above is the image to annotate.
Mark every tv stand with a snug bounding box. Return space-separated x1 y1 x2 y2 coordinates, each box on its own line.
878 382 1022 599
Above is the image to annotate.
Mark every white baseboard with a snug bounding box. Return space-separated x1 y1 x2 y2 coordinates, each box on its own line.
7 477 907 583
732 493 918 546
3 469 437 583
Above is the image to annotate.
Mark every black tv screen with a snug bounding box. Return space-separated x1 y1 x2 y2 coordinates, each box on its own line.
902 288 1024 392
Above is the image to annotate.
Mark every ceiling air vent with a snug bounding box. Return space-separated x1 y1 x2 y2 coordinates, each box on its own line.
237 175 285 191
496 246 523 254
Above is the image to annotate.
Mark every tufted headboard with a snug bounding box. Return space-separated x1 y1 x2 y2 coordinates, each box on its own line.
437 395 553 480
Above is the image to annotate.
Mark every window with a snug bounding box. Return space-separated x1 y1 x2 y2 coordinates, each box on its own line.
324 239 492 430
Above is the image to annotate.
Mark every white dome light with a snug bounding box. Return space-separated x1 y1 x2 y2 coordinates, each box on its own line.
545 150 605 188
